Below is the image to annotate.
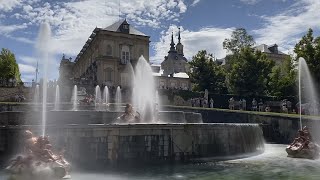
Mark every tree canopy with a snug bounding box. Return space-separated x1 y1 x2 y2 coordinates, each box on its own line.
226 48 274 96
294 28 320 87
223 28 255 54
268 56 297 97
188 50 227 94
0 48 21 85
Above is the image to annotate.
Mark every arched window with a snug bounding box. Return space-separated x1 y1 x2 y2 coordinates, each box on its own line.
104 67 113 82
121 45 130 64
106 45 112 56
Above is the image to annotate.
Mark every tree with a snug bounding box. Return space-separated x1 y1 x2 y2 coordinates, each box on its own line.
268 56 297 97
226 48 274 96
294 28 320 88
188 50 227 93
223 28 255 54
0 48 21 85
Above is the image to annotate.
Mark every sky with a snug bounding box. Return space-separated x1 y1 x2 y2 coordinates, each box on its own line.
0 0 320 82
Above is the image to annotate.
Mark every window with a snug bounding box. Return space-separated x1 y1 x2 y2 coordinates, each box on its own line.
121 46 130 64
104 67 113 82
106 45 112 56
123 24 129 29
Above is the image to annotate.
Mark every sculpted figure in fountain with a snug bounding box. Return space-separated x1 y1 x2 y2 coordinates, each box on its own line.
286 126 320 159
117 104 141 123
5 130 71 179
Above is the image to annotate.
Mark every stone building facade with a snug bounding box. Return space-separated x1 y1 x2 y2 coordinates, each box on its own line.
255 44 289 65
59 20 150 89
153 27 191 90
161 28 189 76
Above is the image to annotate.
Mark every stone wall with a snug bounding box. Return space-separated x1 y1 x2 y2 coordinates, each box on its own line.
162 106 320 144
0 123 264 167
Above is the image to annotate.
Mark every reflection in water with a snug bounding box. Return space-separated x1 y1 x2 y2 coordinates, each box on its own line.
1 144 320 179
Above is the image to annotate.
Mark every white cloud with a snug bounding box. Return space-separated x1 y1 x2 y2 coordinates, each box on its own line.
191 0 201 7
19 55 37 64
18 63 35 73
151 25 234 64
240 0 260 5
2 0 188 56
253 0 320 52
0 0 21 12
0 23 28 34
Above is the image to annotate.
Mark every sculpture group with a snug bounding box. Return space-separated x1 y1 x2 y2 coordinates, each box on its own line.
286 126 320 159
5 130 70 180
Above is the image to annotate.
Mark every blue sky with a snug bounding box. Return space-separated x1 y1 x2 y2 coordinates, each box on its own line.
0 0 319 82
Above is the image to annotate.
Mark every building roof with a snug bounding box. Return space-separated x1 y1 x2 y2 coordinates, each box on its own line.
255 44 286 55
103 19 148 37
172 72 189 78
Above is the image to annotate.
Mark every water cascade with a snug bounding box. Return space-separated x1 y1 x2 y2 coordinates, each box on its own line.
72 85 78 111
115 86 122 112
132 56 156 122
298 57 319 129
36 23 52 136
33 84 40 104
54 85 60 110
103 86 109 110
95 85 101 111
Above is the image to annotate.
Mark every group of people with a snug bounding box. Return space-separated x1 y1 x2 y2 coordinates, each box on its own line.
191 98 214 108
228 97 248 110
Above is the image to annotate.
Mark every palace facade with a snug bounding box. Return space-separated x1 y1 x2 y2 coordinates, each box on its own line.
59 19 150 88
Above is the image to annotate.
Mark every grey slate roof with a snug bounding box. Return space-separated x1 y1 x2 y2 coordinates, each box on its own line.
254 44 286 55
103 19 148 37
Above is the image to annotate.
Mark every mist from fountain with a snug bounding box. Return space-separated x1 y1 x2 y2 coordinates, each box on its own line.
115 86 122 112
54 85 60 110
35 23 51 136
72 85 78 111
132 56 156 122
33 84 40 104
95 85 101 111
103 86 109 109
298 57 319 129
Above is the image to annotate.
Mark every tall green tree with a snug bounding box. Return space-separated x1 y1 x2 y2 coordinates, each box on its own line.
223 28 255 71
188 50 227 93
226 48 274 96
223 28 255 54
294 28 320 87
0 48 21 85
268 56 297 97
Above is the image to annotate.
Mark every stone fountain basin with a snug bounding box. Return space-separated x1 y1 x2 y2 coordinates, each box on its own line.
0 110 202 125
0 123 264 165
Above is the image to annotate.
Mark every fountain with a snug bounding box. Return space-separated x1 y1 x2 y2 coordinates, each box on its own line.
33 84 40 111
54 85 60 111
72 85 78 111
115 86 122 112
95 85 102 111
4 23 71 179
286 57 320 159
35 23 52 137
132 56 156 122
103 85 109 110
33 84 40 104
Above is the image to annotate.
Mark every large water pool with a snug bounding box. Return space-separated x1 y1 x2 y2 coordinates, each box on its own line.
1 144 320 180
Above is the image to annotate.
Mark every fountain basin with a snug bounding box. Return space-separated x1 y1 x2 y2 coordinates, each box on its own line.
0 110 203 125
0 123 264 166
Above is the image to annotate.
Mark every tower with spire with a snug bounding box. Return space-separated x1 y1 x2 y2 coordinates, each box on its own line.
176 27 184 55
161 27 188 76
